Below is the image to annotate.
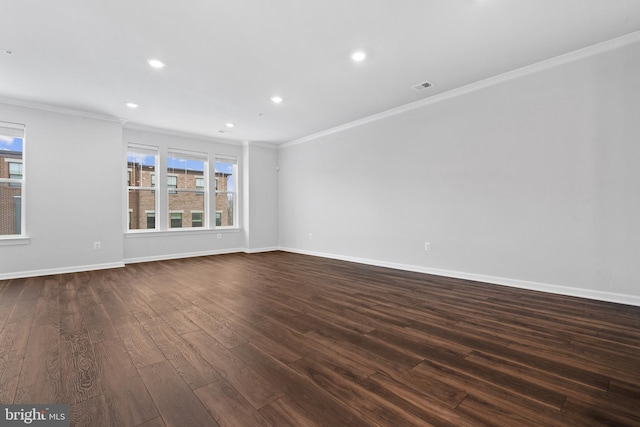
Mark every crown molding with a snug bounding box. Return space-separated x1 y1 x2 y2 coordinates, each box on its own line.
123 123 243 146
0 95 121 123
281 30 640 149
242 140 279 149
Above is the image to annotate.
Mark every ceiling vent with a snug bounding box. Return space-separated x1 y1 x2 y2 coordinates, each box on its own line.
412 81 432 91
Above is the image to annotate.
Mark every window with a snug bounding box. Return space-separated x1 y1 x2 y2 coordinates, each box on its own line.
127 144 158 230
196 177 204 195
191 212 203 227
8 162 22 178
146 211 155 229
125 146 234 232
8 162 21 187
0 122 25 237
215 156 237 227
167 150 208 229
167 175 177 194
170 212 182 228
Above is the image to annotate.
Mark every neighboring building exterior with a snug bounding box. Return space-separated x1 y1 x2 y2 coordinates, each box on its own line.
0 150 22 235
127 162 232 230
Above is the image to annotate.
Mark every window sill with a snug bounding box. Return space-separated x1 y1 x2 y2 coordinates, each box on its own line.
125 228 241 238
0 236 31 246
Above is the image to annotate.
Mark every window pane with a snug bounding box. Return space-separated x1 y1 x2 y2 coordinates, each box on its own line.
168 153 207 229
146 212 155 229
128 189 156 230
0 137 23 185
0 134 23 161
168 155 205 190
167 175 177 193
127 147 156 186
170 212 182 228
8 162 21 186
9 162 22 177
215 160 234 192
169 191 205 228
192 212 203 227
215 157 236 228
216 193 234 227
1 126 24 236
0 183 21 235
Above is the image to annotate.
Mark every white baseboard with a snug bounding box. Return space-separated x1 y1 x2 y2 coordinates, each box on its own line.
0 262 125 281
278 247 640 307
245 246 280 254
4 248 637 307
124 248 246 264
1 247 274 279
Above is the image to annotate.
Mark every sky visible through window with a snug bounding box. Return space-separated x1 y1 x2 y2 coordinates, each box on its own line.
0 136 23 152
126 153 234 191
215 161 234 192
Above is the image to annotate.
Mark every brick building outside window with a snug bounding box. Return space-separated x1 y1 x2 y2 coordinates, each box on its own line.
127 162 232 230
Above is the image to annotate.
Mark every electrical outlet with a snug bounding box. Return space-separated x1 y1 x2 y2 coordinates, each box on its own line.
217 233 222 239
308 233 313 240
424 242 431 251
94 241 101 250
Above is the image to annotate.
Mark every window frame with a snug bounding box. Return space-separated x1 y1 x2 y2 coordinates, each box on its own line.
214 156 238 229
167 149 209 230
0 122 26 240
126 143 159 232
125 144 240 234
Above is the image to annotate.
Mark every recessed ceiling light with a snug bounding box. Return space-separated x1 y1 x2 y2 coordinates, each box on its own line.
271 96 283 104
225 123 235 128
351 51 367 62
126 102 139 109
148 59 165 69
4 49 14 56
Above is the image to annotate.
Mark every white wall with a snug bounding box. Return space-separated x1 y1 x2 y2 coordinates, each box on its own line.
122 127 246 263
243 142 279 252
278 39 640 305
0 108 281 277
1 38 637 306
0 104 124 278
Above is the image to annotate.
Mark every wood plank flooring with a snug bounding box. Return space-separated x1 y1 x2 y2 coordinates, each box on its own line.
1 251 639 426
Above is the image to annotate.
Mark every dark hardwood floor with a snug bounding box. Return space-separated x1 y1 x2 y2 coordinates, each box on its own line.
1 251 639 426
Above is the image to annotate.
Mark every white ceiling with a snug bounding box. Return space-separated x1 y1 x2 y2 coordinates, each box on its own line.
1 0 640 144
